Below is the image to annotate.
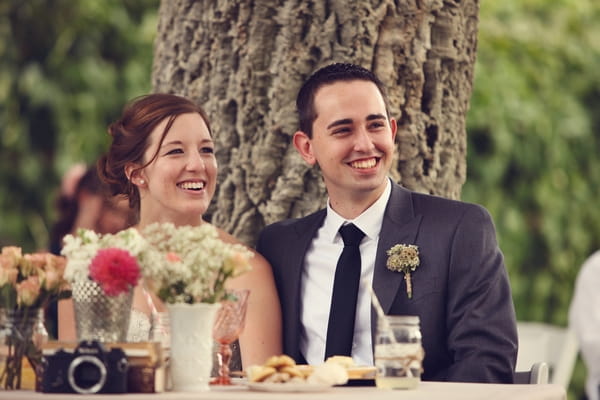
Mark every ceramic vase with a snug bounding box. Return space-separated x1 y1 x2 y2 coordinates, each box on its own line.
167 302 219 391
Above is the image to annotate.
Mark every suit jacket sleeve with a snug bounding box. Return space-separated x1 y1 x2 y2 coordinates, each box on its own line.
438 204 518 382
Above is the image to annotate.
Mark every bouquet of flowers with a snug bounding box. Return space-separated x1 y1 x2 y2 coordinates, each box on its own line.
0 246 70 310
0 246 70 389
140 223 253 304
61 227 144 296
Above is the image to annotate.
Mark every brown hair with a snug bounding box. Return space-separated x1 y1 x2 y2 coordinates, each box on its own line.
97 93 212 218
296 63 391 137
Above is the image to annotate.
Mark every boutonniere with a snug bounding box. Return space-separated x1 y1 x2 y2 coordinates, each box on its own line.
386 244 420 299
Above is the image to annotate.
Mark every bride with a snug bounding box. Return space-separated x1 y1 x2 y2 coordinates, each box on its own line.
58 93 282 367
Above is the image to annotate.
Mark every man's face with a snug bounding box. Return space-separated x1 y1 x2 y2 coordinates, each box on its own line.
294 80 397 209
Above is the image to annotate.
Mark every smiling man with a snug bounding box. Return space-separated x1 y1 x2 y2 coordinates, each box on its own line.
257 63 518 383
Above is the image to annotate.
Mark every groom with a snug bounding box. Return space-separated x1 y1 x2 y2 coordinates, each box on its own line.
256 63 518 382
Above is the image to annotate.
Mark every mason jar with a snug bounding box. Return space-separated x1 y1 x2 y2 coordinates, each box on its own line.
374 315 423 389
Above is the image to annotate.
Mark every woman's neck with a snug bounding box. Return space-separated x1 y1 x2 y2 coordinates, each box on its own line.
136 214 205 231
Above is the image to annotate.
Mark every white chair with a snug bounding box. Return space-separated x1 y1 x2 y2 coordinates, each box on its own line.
514 361 549 384
516 321 578 387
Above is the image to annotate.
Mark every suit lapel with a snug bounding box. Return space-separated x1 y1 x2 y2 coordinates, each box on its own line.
372 183 423 314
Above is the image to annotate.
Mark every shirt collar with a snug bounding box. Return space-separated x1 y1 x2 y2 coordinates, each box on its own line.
323 178 392 242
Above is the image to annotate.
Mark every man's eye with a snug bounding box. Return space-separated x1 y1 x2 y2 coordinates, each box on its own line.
332 127 351 135
369 121 385 129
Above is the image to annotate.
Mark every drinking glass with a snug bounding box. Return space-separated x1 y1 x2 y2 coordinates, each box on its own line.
211 289 249 385
375 315 423 389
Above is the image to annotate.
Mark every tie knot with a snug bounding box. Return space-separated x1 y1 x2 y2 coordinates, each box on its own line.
339 223 365 246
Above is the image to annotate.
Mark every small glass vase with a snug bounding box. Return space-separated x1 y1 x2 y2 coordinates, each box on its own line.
0 308 48 390
72 278 133 342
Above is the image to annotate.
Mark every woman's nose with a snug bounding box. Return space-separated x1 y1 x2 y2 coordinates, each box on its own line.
186 151 205 171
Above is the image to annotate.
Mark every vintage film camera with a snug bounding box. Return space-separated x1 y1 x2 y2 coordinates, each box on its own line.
40 340 128 394
40 340 166 393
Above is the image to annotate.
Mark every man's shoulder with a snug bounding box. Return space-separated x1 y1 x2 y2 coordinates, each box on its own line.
261 209 326 233
399 185 491 219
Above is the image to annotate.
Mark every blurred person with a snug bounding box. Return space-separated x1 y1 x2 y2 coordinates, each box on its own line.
49 164 133 254
569 251 600 400
58 94 282 367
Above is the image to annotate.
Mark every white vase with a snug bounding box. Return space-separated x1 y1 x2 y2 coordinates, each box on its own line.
167 302 219 391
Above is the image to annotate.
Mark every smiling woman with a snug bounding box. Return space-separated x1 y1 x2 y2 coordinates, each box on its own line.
58 93 282 369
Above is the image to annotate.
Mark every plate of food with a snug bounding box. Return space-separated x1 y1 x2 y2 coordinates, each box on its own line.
247 382 333 392
245 354 347 391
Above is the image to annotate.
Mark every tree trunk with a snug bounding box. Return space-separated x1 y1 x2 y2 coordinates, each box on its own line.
152 0 479 245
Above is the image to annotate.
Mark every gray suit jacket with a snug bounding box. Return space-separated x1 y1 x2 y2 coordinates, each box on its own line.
256 182 518 383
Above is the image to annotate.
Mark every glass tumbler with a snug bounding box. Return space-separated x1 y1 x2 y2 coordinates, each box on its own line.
375 315 423 389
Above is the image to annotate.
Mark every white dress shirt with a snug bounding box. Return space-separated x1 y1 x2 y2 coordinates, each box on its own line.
569 250 600 400
299 179 392 366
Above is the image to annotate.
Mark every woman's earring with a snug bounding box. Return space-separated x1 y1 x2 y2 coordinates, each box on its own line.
139 179 145 185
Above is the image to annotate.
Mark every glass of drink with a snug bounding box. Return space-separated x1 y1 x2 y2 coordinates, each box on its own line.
375 315 423 389
210 289 249 385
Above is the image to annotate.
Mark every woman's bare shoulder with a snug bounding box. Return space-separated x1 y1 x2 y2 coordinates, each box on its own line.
214 226 269 267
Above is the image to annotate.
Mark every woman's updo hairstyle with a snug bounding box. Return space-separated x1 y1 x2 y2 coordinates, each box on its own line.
97 93 212 218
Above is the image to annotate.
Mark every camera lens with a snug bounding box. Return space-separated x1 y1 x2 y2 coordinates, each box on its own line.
67 355 107 394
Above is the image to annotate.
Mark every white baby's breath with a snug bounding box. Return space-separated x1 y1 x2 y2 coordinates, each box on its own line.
141 223 253 304
61 223 252 304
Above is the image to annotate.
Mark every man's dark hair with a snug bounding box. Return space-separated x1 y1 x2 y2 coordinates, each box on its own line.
296 63 391 137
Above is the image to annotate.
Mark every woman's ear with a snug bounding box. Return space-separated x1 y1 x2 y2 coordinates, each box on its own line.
292 131 316 166
125 163 146 187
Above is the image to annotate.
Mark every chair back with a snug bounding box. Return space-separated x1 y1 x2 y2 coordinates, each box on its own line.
516 321 578 387
514 362 549 384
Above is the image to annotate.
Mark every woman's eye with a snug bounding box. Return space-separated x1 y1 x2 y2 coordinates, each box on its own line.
166 148 183 155
200 146 214 154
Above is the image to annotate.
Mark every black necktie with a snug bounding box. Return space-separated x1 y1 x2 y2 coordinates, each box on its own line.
325 223 365 359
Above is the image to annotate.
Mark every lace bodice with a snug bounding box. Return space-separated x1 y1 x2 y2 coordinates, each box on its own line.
127 309 151 342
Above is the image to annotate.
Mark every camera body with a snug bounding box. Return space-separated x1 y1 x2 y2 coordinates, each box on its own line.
41 340 128 394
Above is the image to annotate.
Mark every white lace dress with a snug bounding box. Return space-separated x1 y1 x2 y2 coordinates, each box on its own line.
127 309 152 342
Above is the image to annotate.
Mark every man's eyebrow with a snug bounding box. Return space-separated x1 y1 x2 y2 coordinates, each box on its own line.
326 118 353 130
366 113 386 121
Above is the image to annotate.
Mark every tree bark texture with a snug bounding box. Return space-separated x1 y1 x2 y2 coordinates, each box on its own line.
152 0 479 245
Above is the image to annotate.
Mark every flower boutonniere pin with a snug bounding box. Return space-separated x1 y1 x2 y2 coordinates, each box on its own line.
386 244 420 299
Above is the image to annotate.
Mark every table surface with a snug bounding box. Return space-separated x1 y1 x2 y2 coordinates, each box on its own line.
0 381 566 400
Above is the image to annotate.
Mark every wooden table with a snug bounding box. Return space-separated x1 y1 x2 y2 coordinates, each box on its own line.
0 381 566 400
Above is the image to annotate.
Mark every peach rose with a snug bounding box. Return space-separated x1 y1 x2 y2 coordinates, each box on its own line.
17 276 41 306
1 246 22 269
21 253 47 276
0 256 19 286
223 251 252 277
166 252 181 263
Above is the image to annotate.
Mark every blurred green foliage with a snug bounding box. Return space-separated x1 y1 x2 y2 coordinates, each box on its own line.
464 0 600 397
0 0 597 397
0 0 158 250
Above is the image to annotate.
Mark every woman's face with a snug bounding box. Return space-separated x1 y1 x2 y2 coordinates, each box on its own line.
135 112 217 226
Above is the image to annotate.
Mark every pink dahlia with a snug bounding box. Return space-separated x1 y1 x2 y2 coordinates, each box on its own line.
89 248 141 296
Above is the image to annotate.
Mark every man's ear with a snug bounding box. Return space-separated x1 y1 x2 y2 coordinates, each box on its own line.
125 163 146 187
292 131 316 166
390 117 397 142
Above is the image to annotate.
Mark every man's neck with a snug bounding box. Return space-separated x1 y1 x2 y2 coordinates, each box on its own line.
328 181 389 220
